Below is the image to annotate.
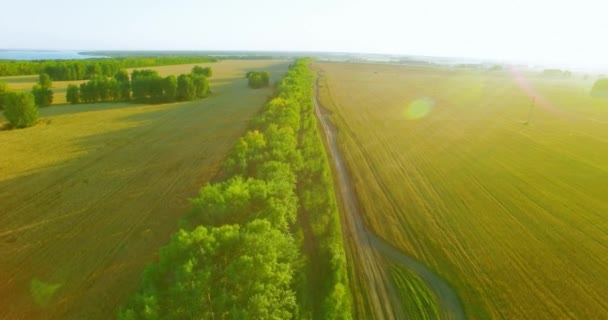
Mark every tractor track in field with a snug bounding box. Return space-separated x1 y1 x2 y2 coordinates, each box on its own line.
314 76 465 320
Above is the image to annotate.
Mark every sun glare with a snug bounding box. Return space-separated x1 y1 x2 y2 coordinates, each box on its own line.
404 97 434 120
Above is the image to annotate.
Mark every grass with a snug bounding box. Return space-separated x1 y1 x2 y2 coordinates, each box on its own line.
0 60 288 319
389 264 440 320
315 62 608 319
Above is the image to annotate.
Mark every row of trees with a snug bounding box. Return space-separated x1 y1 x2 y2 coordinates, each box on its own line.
66 66 210 104
542 69 573 77
0 56 217 80
119 59 353 319
246 71 270 88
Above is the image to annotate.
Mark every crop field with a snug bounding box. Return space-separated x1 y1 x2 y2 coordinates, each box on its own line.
390 263 439 320
0 60 288 319
314 62 608 319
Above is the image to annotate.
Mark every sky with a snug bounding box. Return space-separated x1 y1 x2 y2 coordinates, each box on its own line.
2 0 607 68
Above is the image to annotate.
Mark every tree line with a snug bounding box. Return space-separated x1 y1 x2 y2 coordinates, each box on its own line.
0 56 217 80
67 66 210 104
118 59 353 319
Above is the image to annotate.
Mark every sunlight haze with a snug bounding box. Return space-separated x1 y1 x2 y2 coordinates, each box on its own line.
2 0 607 68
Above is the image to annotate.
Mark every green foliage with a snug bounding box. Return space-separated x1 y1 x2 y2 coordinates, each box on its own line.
192 65 212 77
31 73 53 107
162 75 178 102
32 85 53 107
39 73 52 88
190 168 297 232
67 68 210 105
131 70 163 102
114 70 131 100
66 84 80 104
118 220 297 320
192 74 210 98
0 82 8 109
79 76 121 103
591 78 608 98
3 91 38 128
176 74 196 101
0 56 217 80
247 71 270 89
120 59 351 320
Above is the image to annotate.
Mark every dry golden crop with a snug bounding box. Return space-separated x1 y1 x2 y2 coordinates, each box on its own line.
315 62 608 319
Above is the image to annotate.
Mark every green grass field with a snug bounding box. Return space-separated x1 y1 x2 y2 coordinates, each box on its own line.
315 62 608 319
0 60 288 319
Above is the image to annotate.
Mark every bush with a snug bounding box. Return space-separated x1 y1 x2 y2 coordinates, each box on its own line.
31 73 53 107
66 84 80 104
32 85 53 107
247 71 270 89
591 78 608 98
192 65 212 77
3 91 38 128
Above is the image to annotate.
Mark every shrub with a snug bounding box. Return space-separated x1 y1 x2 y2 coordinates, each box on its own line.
247 71 270 89
3 91 38 128
591 78 608 98
192 65 212 77
66 84 81 104
32 73 54 107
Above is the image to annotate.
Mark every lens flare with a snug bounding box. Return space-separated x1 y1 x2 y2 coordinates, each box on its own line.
404 97 434 119
508 66 560 114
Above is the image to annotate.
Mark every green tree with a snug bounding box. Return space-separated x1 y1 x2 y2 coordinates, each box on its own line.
3 91 38 128
192 74 210 98
32 73 53 107
247 71 270 89
66 84 80 104
114 70 131 100
39 73 52 88
192 66 212 77
32 85 53 107
131 69 163 102
84 63 102 79
80 81 97 103
118 220 297 320
225 130 267 175
162 75 178 102
0 82 8 109
176 74 196 101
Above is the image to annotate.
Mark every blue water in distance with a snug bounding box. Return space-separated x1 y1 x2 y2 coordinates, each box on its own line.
0 50 106 60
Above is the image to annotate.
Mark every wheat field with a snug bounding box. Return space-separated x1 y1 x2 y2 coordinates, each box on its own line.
315 62 608 319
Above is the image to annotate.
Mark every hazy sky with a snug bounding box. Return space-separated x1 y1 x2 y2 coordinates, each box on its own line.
2 0 607 67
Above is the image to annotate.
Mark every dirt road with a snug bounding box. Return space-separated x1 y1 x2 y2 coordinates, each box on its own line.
314 78 465 320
